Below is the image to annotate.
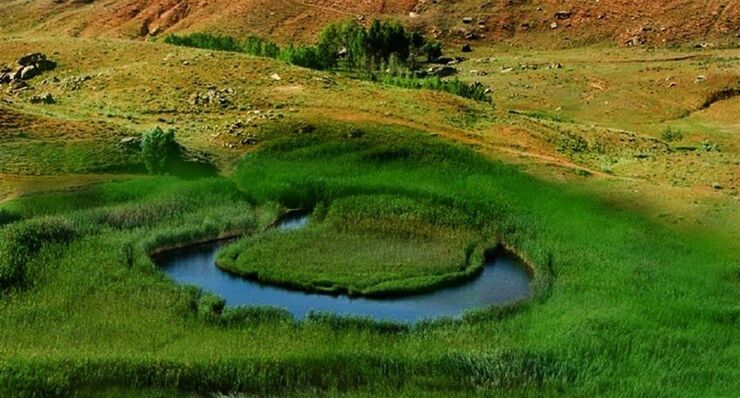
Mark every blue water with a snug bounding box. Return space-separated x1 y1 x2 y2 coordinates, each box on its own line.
157 216 532 322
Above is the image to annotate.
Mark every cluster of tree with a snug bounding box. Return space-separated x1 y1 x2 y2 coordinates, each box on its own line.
314 19 441 71
162 21 492 104
164 19 442 72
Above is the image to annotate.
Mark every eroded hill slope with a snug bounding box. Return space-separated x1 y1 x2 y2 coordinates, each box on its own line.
0 0 737 46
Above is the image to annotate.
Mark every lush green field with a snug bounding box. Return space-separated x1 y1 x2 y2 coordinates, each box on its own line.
0 123 738 397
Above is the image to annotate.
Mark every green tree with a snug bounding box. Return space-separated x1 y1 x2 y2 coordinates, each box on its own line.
141 127 179 174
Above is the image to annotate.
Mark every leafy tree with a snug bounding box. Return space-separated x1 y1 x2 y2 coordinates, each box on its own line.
141 127 179 174
243 36 281 58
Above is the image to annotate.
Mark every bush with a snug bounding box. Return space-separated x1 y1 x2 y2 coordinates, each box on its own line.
141 127 179 175
662 127 684 142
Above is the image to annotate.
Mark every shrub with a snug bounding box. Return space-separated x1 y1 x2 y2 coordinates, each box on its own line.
141 127 179 175
662 127 684 142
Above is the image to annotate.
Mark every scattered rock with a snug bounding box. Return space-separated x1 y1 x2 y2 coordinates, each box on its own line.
5 80 30 94
550 22 558 29
20 65 39 80
59 75 91 91
29 92 55 104
0 52 57 91
189 86 234 108
446 57 466 65
118 136 141 149
554 11 573 20
711 182 723 190
625 36 646 46
270 73 282 81
431 56 454 64
461 43 472 53
427 65 457 77
17 53 47 67
500 67 515 74
35 59 57 72
694 75 706 84
462 17 473 24
547 63 563 69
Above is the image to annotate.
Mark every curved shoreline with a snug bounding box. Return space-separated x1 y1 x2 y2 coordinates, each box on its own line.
150 209 539 302
214 242 534 299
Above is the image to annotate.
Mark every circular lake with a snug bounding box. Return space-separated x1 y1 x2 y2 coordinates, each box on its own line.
156 215 532 322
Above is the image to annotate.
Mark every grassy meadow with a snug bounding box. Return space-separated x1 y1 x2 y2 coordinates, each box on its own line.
0 10 738 397
0 123 737 396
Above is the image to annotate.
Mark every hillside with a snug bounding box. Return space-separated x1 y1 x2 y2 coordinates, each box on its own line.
0 0 737 47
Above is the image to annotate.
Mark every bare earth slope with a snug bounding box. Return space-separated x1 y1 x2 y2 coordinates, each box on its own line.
0 0 737 46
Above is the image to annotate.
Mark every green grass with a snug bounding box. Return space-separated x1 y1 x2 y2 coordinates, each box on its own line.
0 122 737 397
217 195 482 296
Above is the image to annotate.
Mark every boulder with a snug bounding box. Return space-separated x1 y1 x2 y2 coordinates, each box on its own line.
19 65 39 80
431 56 453 64
461 44 472 53
0 73 11 84
555 11 573 20
29 92 55 104
119 136 141 149
462 17 473 24
427 65 457 77
35 59 57 72
17 53 47 66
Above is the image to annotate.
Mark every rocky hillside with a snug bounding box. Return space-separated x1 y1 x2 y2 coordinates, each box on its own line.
0 0 738 47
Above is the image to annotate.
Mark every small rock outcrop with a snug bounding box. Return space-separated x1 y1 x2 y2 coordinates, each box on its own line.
0 53 58 95
29 92 55 104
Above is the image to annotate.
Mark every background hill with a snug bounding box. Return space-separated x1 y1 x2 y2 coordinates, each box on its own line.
0 0 737 47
